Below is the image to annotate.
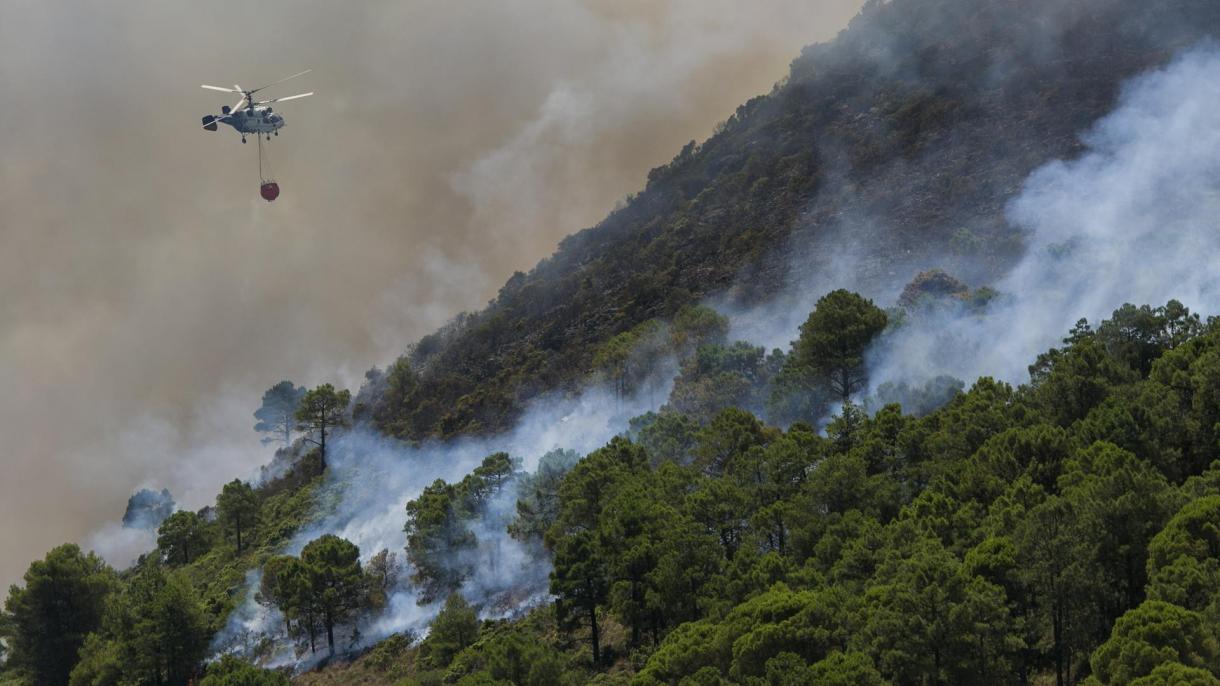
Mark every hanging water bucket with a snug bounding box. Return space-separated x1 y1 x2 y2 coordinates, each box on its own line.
260 181 280 202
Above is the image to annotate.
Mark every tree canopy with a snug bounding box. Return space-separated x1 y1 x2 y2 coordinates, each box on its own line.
295 383 352 471
156 510 210 566
299 534 366 657
216 479 259 555
254 380 306 447
3 545 113 686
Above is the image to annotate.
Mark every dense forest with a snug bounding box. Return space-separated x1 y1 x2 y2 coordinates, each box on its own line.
6 0 1220 683
6 297 1220 685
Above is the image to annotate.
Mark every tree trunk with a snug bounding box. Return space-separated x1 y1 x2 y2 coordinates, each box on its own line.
1053 602 1064 686
630 578 642 647
590 603 600 664
319 419 327 472
933 645 941 685
978 633 988 682
775 513 786 555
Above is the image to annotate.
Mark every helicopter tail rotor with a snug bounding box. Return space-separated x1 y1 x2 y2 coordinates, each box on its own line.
201 115 218 131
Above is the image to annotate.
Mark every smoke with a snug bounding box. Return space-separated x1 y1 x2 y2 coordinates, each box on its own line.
212 370 675 666
83 523 157 574
716 43 1220 426
720 209 912 354
0 0 864 588
121 488 176 530
866 44 1220 390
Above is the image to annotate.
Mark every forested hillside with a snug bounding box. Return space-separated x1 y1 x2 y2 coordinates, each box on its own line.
363 0 1220 441
6 0 1220 684
365 299 1220 685
8 298 1220 685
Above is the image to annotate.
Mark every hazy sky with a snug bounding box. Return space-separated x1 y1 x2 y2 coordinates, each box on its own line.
0 0 864 587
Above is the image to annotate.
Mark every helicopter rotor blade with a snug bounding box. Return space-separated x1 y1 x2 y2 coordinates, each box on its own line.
247 69 311 96
202 84 240 93
254 92 313 105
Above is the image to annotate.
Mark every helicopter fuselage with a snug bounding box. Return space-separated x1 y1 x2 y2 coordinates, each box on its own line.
220 106 284 134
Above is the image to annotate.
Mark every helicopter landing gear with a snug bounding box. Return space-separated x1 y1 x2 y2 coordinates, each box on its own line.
241 135 247 144
273 131 278 136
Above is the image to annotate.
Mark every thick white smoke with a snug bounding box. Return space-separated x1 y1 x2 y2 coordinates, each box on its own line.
868 44 1220 389
721 212 900 354
213 371 675 667
724 45 1220 397
83 523 157 573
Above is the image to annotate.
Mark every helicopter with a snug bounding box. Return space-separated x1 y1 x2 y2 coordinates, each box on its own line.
201 69 313 143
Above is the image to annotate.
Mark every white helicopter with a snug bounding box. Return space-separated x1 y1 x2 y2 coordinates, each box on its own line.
201 70 313 143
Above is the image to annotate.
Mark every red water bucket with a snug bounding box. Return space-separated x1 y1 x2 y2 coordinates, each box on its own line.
260 181 280 202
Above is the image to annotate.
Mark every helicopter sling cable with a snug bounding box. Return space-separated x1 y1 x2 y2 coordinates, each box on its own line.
258 135 279 202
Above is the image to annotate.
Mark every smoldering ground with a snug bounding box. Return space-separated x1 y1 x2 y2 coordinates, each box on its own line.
0 0 865 587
